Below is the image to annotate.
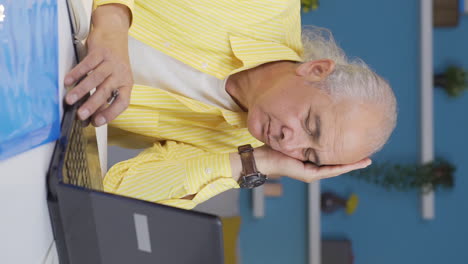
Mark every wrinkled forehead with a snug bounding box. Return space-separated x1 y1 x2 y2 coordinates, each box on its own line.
323 101 383 165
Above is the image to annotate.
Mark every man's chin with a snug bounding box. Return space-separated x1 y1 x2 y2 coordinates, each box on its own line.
247 126 265 144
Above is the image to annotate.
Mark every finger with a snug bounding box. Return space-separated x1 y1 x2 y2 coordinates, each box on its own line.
92 86 131 127
66 62 113 105
88 103 110 126
64 50 104 86
301 166 343 182
317 158 372 179
302 158 372 182
76 75 115 120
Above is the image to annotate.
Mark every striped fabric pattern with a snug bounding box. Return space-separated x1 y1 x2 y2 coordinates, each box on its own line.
111 85 263 153
106 85 263 209
104 141 235 209
94 0 304 209
95 0 303 79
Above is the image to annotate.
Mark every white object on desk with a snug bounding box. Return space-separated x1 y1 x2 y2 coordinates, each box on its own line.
68 0 92 42
42 243 59 264
0 1 75 263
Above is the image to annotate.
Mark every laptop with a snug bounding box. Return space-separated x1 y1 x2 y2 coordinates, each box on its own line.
46 2 225 264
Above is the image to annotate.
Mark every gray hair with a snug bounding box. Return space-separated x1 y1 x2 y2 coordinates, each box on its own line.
300 26 397 154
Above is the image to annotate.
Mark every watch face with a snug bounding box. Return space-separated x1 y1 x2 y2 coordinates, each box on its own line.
239 174 267 189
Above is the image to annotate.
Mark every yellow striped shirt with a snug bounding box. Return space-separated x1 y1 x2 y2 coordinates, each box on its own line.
95 0 304 209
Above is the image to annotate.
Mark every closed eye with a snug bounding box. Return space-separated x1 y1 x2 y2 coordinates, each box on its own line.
303 108 322 165
306 111 322 143
304 147 321 166
303 148 311 161
304 110 313 136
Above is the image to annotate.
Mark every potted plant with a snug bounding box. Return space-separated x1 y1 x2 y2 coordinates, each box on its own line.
321 192 359 215
349 158 455 192
434 66 468 97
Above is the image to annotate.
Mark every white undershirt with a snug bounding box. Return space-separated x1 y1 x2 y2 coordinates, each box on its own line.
128 36 241 112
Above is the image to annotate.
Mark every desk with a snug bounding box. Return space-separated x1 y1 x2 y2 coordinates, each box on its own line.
0 1 75 263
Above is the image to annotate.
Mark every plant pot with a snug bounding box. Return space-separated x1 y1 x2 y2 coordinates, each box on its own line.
321 192 359 215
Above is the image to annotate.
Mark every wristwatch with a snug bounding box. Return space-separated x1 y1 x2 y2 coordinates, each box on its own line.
237 144 267 189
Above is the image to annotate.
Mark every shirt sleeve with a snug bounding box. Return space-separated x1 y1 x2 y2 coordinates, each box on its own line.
104 140 239 210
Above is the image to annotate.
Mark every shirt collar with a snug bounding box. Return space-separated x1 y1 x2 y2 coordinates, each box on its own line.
228 35 303 75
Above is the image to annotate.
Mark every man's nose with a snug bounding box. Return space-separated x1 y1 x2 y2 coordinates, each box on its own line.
277 126 304 158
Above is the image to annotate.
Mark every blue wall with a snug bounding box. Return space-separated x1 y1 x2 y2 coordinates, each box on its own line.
240 1 468 263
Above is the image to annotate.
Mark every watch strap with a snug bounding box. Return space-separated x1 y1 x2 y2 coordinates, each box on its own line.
238 144 259 176
237 144 267 189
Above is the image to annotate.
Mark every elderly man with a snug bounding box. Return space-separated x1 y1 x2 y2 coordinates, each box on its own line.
64 1 396 209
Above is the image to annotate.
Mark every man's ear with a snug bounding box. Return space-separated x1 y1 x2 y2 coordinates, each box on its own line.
296 59 336 82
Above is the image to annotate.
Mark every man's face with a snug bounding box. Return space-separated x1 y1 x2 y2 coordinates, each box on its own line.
246 72 381 166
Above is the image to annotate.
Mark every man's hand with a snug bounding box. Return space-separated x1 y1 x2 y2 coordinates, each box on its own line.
255 145 371 183
64 4 133 127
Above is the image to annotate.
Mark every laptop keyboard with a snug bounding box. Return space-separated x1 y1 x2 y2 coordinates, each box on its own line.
63 119 103 191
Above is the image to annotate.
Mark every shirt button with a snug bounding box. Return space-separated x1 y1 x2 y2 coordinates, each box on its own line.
205 168 212 174
201 62 208 69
